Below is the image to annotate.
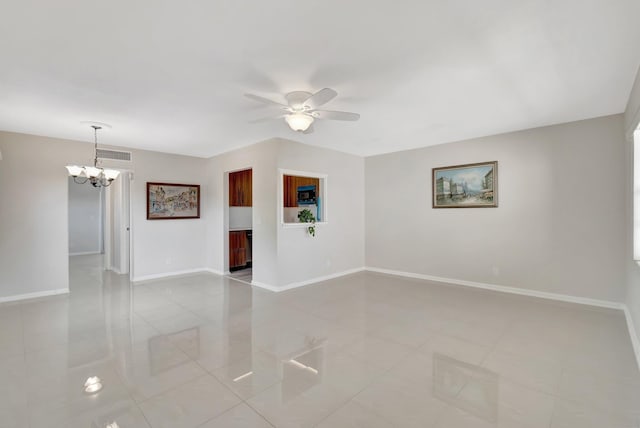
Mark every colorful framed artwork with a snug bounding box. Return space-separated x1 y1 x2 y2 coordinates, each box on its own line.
147 182 200 219
432 161 498 208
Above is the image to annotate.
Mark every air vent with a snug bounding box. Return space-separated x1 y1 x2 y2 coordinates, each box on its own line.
96 149 132 162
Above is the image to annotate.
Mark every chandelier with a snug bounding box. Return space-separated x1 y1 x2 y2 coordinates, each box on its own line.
66 125 120 187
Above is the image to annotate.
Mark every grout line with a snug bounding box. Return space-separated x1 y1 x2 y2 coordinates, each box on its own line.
137 400 155 428
243 400 278 427
195 401 276 428
317 342 430 427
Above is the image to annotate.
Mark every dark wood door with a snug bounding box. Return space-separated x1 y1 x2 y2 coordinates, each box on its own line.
229 169 252 207
229 231 247 268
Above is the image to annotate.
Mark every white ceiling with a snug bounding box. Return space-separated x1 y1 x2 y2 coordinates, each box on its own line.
1 0 639 157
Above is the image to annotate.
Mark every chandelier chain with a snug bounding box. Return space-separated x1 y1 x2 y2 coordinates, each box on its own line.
93 125 101 168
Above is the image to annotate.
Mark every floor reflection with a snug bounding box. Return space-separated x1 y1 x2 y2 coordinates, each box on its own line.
148 327 200 374
2 254 638 427
433 353 499 423
280 337 327 402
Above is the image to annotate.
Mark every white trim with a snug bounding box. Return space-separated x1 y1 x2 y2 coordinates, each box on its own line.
69 251 101 256
623 305 640 372
0 288 69 303
364 267 623 310
251 267 365 292
250 281 280 292
282 222 328 229
132 268 216 283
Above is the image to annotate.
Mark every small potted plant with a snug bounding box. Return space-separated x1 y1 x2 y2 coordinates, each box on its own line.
297 208 316 237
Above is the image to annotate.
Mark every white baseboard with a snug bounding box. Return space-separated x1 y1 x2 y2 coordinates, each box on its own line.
69 251 101 256
132 268 217 283
0 288 69 304
623 305 640 372
250 280 280 292
251 267 365 292
365 267 623 310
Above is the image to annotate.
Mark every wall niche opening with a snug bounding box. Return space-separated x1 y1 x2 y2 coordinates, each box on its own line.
280 170 327 225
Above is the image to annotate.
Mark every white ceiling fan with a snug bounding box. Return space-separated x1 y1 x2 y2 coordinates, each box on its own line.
245 88 360 133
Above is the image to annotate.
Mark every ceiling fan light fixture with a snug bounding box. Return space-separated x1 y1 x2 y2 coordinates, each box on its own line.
285 113 314 132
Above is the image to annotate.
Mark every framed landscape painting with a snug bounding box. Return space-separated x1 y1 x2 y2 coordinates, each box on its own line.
432 161 498 208
147 182 200 219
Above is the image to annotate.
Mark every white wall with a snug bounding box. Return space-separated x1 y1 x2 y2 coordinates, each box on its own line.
68 176 103 255
0 130 208 299
204 138 365 289
0 132 84 299
127 149 207 280
366 115 627 302
205 140 278 284
625 65 640 357
276 139 365 287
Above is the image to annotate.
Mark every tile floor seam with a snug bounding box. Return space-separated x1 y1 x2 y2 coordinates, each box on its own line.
243 399 279 428
194 359 251 403
130 359 206 404
428 313 506 427
312 344 427 427
194 402 276 428
135 397 155 428
311 392 397 428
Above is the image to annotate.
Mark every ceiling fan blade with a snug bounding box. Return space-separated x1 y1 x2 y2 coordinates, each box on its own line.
248 114 286 124
303 88 337 110
302 123 315 134
244 93 288 108
313 110 360 121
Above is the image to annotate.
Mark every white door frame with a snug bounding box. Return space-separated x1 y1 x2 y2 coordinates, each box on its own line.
104 170 134 278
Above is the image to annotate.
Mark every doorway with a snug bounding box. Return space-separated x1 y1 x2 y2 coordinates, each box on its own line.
68 176 106 286
227 168 252 284
68 171 132 286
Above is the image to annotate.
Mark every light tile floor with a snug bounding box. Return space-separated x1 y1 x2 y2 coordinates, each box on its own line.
229 268 252 285
0 254 639 427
